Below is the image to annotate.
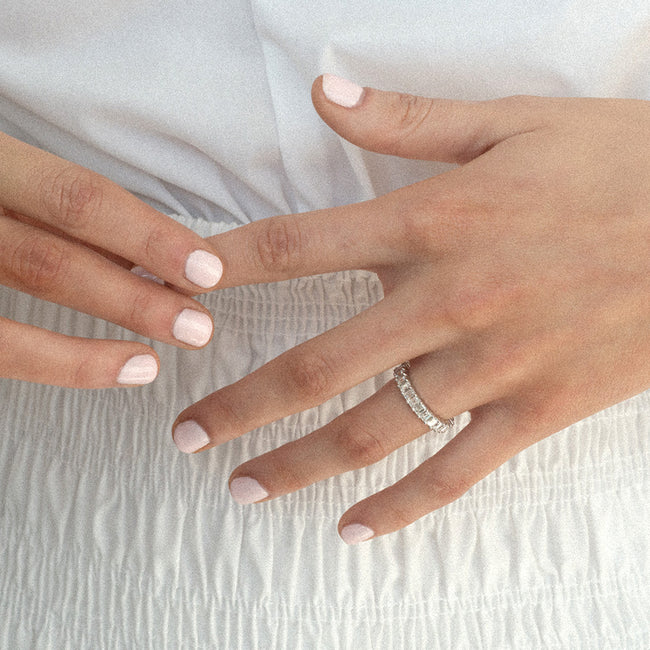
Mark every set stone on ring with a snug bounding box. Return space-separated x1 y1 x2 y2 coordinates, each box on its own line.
393 361 454 435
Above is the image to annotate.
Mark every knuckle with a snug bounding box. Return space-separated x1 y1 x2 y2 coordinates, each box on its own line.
506 395 559 432
126 287 157 334
10 234 69 294
392 94 436 154
142 223 169 265
283 350 337 404
335 415 389 467
398 93 434 127
486 334 544 387
71 354 95 388
205 390 248 436
369 94 437 156
39 165 105 231
496 94 541 112
256 217 303 275
440 280 519 332
441 288 491 331
393 195 437 255
392 189 471 257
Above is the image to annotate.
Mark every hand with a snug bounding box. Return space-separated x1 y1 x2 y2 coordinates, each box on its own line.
0 132 222 387
173 75 650 543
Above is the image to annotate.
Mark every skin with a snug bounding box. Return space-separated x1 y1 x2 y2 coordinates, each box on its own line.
3 78 648 541
0 132 220 387
174 78 650 542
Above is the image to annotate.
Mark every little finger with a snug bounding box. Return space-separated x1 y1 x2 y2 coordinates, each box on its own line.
337 404 537 543
0 316 159 388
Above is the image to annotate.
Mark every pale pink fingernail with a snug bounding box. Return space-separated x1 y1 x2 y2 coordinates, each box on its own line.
131 265 165 285
117 354 158 385
340 523 375 545
174 420 210 453
322 73 365 108
230 477 269 505
185 250 223 289
172 309 213 347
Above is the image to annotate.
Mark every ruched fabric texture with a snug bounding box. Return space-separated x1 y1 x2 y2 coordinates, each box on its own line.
1 2 650 645
1 216 649 649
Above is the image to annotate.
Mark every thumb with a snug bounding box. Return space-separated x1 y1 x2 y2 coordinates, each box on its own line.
312 74 546 164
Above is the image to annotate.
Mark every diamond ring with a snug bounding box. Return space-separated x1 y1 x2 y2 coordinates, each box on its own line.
393 361 454 434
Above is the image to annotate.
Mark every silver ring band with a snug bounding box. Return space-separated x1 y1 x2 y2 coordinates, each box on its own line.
393 361 454 434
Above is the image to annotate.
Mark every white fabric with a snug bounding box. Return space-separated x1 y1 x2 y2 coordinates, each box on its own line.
2 1 649 223
1 2 650 648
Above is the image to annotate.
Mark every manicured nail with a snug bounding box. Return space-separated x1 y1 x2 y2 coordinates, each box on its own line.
174 420 210 453
131 265 165 285
230 477 269 505
172 309 213 347
117 354 158 385
185 250 223 289
340 523 375 545
322 73 365 108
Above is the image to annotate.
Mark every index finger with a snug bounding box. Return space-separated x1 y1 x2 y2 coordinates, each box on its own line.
205 190 416 288
0 132 223 292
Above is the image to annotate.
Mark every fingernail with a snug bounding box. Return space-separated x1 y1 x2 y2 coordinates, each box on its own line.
172 309 213 347
174 420 210 453
131 265 165 285
230 477 269 505
340 523 375 545
322 73 365 108
185 250 223 289
117 354 158 385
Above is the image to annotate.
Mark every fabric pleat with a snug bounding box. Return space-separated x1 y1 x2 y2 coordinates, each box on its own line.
1 2 650 644
1 216 648 649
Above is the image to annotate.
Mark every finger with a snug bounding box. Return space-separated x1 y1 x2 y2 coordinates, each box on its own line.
224 370 459 506
337 404 540 543
0 132 223 292
224 343 517 504
204 84 552 289
1 206 134 269
172 291 458 453
313 74 551 163
0 316 159 388
204 195 398 287
0 214 214 349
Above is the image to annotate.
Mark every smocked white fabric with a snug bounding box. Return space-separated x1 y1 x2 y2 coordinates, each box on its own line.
1 1 650 648
1 216 649 649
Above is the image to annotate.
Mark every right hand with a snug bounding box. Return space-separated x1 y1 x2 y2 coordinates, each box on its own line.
0 132 222 388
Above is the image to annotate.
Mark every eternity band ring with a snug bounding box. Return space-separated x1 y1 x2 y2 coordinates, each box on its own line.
393 361 455 435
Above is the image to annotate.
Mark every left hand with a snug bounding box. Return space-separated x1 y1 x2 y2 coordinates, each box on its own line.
173 75 650 543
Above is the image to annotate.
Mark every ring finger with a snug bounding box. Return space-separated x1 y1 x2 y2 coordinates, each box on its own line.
224 348 508 505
